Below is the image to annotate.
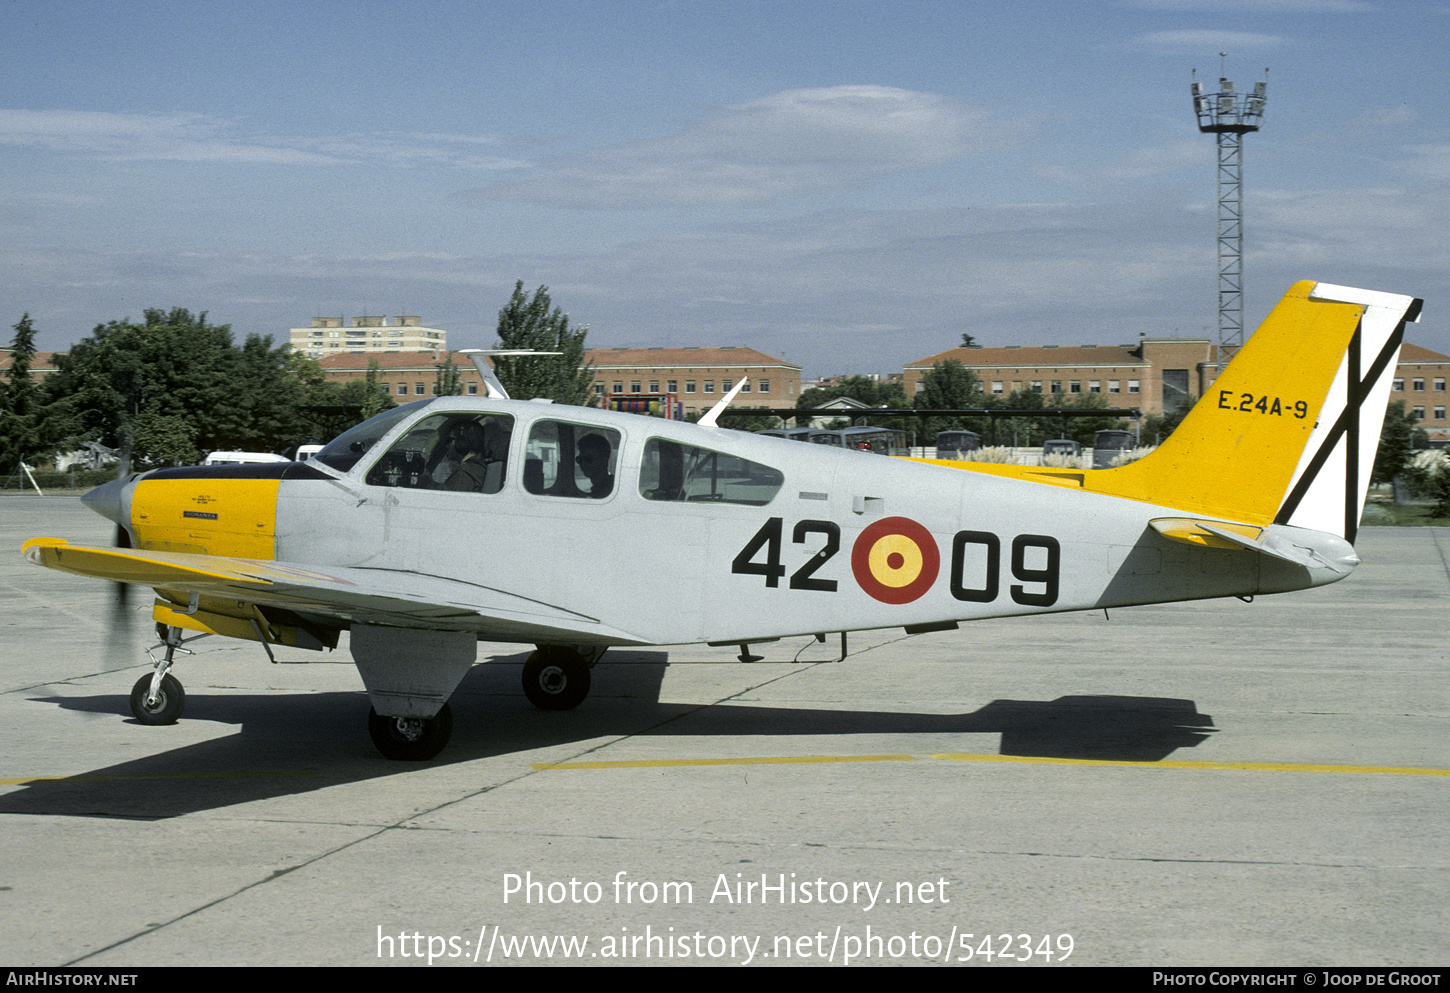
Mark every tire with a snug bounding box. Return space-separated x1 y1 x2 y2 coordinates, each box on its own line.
130 673 185 725
367 702 453 760
522 649 591 711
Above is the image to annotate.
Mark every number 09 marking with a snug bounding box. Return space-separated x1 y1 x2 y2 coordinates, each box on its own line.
951 531 1059 607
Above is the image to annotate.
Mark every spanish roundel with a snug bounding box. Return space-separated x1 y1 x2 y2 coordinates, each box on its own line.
851 517 940 604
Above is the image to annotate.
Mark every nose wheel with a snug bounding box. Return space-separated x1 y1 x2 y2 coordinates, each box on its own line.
522 647 594 710
130 624 194 725
130 672 185 725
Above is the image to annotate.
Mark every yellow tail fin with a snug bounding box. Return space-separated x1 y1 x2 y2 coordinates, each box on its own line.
1093 280 1421 539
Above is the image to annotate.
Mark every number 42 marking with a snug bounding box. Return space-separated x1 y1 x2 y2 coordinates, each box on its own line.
731 517 840 591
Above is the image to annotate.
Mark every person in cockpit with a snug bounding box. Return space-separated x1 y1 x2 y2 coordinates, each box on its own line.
443 422 491 492
575 433 614 498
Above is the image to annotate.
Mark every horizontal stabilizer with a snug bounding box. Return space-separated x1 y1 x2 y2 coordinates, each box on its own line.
1149 518 1359 574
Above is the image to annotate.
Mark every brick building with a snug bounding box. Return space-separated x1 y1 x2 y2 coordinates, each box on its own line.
583 346 801 418
1391 343 1450 445
904 336 1220 416
316 350 484 401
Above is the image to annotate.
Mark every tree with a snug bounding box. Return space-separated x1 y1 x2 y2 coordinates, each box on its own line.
282 351 393 442
796 375 911 435
1045 390 1127 446
1 314 48 470
996 386 1046 447
797 375 907 411
913 360 987 436
43 308 329 468
491 282 595 405
1138 396 1196 447
433 355 463 399
1372 400 1427 486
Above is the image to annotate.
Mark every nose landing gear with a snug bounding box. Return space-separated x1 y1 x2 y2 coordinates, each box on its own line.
130 624 196 725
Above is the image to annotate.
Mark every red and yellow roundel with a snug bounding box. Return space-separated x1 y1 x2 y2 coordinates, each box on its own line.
851 517 940 604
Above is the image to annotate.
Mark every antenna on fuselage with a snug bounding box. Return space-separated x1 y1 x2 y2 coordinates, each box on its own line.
456 349 562 400
698 377 749 428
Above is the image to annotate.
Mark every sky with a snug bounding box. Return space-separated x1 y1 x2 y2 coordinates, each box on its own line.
3 0 1449 378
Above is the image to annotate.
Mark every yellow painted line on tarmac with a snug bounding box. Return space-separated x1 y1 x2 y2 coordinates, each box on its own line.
932 753 1450 776
532 752 1450 777
0 769 315 786
532 754 916 770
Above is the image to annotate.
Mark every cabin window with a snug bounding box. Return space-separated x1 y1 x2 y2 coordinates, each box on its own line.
523 421 621 499
363 412 514 493
639 438 783 506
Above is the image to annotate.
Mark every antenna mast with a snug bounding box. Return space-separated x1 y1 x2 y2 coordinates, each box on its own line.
1192 57 1268 361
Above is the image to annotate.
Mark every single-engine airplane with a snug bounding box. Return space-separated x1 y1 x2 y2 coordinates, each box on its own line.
22 281 1422 759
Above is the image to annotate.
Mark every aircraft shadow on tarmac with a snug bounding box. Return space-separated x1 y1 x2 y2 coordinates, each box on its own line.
0 652 1216 820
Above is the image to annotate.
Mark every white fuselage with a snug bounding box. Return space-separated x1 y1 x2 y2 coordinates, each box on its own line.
273 397 1348 648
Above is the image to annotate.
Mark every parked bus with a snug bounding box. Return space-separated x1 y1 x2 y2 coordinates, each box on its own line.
757 427 812 442
1042 438 1082 458
808 427 909 456
1092 429 1134 468
934 430 981 460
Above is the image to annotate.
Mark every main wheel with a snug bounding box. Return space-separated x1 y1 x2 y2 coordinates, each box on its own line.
368 702 453 761
522 648 591 711
130 673 185 725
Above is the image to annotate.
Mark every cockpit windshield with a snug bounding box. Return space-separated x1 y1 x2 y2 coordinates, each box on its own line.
311 405 417 474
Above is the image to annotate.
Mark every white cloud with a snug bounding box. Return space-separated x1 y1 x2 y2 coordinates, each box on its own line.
0 110 340 164
0 110 519 169
1355 105 1417 128
1035 141 1204 184
490 86 1018 209
1136 29 1286 49
1394 144 1450 181
1125 0 1373 11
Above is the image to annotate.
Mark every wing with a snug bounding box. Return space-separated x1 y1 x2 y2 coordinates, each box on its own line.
22 537 646 645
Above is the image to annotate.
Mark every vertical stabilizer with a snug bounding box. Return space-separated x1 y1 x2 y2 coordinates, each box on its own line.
1086 281 1421 539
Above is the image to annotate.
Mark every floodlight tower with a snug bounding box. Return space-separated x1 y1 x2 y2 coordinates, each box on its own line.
1192 60 1268 360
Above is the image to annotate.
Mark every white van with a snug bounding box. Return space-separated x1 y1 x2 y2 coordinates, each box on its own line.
202 451 291 466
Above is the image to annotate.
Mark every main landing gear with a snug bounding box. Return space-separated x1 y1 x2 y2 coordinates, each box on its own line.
522 646 603 711
130 624 196 725
367 703 454 761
